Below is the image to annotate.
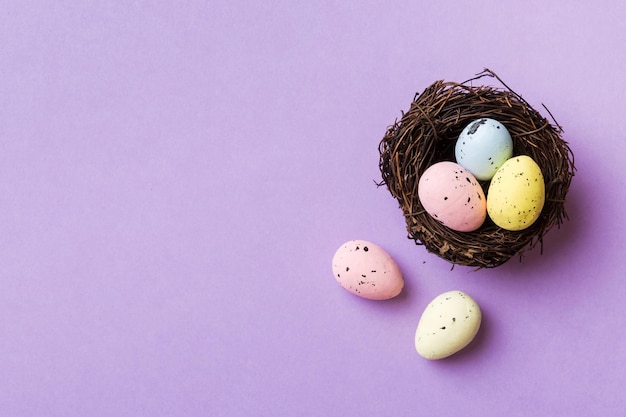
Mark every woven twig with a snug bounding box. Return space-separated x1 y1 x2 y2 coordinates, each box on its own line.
378 69 575 267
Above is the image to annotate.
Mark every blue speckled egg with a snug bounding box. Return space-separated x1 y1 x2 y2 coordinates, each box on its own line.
455 118 513 181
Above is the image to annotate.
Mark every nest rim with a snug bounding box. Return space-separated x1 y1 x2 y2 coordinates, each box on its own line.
378 69 576 268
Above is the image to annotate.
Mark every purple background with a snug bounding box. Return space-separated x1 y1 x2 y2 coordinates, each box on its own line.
1 1 625 416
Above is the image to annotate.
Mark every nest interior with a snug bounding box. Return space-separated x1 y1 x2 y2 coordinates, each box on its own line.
378 69 575 268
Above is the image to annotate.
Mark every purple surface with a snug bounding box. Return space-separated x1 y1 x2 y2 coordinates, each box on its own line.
1 1 625 415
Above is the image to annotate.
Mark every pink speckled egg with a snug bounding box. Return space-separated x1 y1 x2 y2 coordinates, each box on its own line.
332 240 404 300
417 161 487 232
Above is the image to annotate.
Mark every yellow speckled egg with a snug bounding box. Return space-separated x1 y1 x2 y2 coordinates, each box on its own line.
487 155 545 231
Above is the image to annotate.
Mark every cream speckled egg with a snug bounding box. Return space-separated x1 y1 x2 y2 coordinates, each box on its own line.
487 155 545 231
415 290 481 360
332 240 404 300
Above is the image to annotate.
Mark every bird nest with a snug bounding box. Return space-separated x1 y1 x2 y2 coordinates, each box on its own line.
378 69 575 268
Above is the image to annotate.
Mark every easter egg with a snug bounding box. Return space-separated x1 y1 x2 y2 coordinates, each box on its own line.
417 161 486 232
331 240 404 300
487 155 545 231
455 118 513 181
415 290 482 360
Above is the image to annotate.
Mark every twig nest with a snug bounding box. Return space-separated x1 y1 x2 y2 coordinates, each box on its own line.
378 69 575 268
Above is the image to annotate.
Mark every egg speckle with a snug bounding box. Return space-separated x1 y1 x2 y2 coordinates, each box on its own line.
455 118 513 181
418 161 486 232
487 155 545 231
331 240 404 300
415 290 482 360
